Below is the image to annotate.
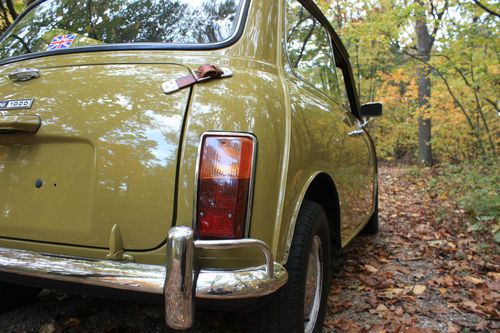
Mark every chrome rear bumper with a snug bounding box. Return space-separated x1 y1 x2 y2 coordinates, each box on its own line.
0 227 288 330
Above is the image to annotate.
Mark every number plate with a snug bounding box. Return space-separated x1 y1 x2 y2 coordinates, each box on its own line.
0 99 34 110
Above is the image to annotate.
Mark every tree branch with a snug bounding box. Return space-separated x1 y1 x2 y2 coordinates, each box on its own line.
430 0 448 43
472 0 500 18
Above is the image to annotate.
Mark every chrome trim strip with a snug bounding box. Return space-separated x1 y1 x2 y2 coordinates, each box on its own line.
193 132 258 239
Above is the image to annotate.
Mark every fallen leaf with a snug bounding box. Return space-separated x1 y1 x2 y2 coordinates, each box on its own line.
474 321 489 330
412 285 426 295
460 300 485 314
330 299 353 314
380 287 404 299
463 276 484 285
447 322 460 333
364 264 379 273
325 318 367 333
39 323 60 333
63 318 81 328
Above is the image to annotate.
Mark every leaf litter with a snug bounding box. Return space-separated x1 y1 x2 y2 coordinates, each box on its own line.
325 166 499 332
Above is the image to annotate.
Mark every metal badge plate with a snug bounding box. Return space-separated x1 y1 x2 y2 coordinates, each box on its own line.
8 68 40 82
0 99 34 110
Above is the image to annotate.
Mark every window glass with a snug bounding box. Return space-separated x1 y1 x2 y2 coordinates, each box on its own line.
285 2 339 99
335 68 351 110
0 0 244 61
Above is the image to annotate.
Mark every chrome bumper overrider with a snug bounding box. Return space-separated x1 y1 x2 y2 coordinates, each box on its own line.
0 227 288 330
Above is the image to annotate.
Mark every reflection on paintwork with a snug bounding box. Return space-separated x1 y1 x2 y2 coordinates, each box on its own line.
282 76 374 253
0 64 190 250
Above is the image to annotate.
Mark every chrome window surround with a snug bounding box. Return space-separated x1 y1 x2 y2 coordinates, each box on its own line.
193 131 257 239
0 0 251 66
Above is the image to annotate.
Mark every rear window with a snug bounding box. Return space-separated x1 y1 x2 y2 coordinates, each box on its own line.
0 0 245 61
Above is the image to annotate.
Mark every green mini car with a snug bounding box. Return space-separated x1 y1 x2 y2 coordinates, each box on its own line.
0 0 382 332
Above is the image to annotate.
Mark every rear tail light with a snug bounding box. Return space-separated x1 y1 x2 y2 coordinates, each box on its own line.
196 134 256 239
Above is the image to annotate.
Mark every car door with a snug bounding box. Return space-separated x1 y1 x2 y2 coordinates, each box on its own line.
284 0 375 245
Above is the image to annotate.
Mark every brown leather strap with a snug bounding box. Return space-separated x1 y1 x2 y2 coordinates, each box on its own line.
197 64 223 79
175 64 225 90
163 64 230 94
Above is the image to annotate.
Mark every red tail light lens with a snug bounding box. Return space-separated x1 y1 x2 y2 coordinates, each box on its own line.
196 134 255 239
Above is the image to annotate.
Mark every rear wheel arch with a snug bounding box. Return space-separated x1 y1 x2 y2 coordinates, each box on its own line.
302 173 341 256
282 172 342 264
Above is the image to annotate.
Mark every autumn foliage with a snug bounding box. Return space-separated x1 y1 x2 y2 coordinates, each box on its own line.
318 0 498 163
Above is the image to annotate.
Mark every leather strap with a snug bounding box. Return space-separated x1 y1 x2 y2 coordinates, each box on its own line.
197 64 224 79
176 65 224 90
162 64 230 94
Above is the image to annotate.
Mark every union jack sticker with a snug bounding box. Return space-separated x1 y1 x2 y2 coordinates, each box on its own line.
47 34 76 51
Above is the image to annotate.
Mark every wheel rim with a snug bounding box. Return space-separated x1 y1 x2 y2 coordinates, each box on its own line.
304 236 323 333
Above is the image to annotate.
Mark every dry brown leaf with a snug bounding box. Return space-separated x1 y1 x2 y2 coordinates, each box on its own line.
474 321 489 330
412 285 427 295
63 318 81 328
447 322 460 333
38 323 61 333
380 287 404 299
360 273 395 289
325 318 367 333
364 264 379 273
463 276 484 285
460 300 485 314
330 299 353 314
394 306 404 316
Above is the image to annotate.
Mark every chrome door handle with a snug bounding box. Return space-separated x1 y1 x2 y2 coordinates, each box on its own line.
347 129 364 137
0 115 41 133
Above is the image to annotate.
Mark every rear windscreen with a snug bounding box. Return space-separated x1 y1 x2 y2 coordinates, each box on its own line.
0 0 245 61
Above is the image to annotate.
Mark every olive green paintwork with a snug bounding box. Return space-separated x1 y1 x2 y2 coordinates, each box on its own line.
0 0 376 268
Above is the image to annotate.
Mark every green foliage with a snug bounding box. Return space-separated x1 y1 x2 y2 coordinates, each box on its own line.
431 158 499 239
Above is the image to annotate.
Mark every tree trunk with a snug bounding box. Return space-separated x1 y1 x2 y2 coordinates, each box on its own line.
5 0 17 20
415 1 434 166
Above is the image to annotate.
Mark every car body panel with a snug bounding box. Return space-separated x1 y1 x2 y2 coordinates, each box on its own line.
277 74 374 261
0 60 191 250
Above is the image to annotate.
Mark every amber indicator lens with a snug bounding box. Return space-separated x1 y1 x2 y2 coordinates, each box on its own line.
197 136 254 239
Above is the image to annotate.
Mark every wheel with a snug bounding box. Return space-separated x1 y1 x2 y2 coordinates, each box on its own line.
0 281 41 311
246 200 331 333
362 189 379 235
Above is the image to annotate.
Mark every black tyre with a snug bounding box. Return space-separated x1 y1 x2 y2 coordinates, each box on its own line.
362 189 379 235
246 200 331 333
0 282 41 311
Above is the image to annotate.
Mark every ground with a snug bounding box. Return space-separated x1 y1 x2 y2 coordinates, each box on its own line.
0 166 498 333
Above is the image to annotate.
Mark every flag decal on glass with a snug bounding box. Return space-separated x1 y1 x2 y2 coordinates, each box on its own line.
48 34 76 50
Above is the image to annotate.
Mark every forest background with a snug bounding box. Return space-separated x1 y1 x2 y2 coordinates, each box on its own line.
0 0 498 241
